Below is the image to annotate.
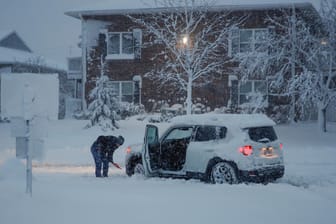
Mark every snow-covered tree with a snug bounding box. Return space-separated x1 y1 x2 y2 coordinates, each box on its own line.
290 0 336 132
128 0 244 114
86 55 120 131
86 74 120 131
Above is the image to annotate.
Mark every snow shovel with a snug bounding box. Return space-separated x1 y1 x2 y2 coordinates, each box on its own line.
111 162 122 169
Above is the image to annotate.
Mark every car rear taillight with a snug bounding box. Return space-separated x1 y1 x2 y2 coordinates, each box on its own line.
280 143 283 150
126 146 131 154
239 145 253 156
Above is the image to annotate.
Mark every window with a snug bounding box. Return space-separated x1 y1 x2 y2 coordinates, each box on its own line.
67 57 82 80
107 81 134 103
165 127 193 141
239 80 268 105
194 126 227 142
106 29 142 60
107 32 134 59
247 126 278 142
230 28 268 55
68 57 82 72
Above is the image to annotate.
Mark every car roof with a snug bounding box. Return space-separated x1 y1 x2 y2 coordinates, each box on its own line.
170 113 276 129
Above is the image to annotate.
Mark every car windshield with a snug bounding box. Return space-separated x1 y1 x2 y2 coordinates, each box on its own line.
247 126 278 142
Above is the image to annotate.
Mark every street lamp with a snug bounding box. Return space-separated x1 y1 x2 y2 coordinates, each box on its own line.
182 35 189 46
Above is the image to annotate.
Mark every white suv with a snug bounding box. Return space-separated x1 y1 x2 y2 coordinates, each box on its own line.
125 114 284 184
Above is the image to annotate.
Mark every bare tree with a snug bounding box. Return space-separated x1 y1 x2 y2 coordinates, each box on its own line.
129 0 244 114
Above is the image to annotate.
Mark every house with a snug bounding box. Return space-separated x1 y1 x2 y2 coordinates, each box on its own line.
0 30 71 119
66 2 334 121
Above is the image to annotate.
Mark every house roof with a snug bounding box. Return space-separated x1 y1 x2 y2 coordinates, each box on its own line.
0 30 14 41
0 30 32 52
0 46 66 72
65 1 316 19
0 30 66 71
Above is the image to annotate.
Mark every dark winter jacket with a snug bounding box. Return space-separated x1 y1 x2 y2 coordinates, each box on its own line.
91 135 122 163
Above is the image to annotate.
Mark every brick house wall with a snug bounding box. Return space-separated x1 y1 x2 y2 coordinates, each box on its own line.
77 3 318 114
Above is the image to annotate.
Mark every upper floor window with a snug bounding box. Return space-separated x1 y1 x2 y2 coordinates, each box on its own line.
107 32 134 59
105 29 142 60
67 57 82 80
230 28 269 56
68 57 82 72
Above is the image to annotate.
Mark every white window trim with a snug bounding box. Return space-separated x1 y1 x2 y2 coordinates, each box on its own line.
107 81 135 103
230 28 268 56
238 80 268 106
106 32 135 60
240 28 268 53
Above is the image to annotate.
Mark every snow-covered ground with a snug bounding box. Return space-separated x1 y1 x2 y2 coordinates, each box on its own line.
0 117 336 224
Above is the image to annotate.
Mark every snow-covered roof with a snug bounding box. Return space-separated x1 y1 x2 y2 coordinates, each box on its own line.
0 30 14 41
0 46 66 72
171 113 276 129
66 1 315 19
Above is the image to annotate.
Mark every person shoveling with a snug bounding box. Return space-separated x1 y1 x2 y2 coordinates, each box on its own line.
90 135 124 177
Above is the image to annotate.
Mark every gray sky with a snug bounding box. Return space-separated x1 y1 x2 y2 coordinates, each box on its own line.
0 0 321 66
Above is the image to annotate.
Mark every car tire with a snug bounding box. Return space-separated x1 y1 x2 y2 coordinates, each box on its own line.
210 161 239 184
126 155 144 177
133 162 145 176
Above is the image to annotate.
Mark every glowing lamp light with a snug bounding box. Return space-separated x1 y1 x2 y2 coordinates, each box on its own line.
321 40 328 45
239 145 253 156
182 36 189 45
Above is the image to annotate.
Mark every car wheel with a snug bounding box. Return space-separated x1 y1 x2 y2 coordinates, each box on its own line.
133 162 145 176
126 155 144 177
210 161 239 184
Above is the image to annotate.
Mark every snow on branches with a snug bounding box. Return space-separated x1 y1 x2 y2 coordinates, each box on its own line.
128 0 244 114
86 75 120 131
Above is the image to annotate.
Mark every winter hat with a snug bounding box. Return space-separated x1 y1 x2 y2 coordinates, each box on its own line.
117 135 124 145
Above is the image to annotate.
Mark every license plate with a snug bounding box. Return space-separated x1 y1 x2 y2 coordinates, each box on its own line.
261 147 273 157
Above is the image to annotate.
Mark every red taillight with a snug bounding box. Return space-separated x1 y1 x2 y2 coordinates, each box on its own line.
126 147 131 154
239 145 253 156
280 143 283 150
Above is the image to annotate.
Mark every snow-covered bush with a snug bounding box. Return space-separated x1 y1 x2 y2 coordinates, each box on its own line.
239 92 268 114
117 102 145 119
267 105 291 124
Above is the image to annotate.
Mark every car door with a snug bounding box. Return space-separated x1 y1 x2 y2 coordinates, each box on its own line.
160 126 193 172
143 124 160 174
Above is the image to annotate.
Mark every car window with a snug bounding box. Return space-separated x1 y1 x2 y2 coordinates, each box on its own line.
165 127 193 140
194 126 227 142
146 126 158 144
247 126 278 142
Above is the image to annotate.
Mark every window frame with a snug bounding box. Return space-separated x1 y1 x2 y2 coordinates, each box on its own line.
231 28 269 55
106 81 135 103
193 125 227 142
106 32 135 60
238 80 268 105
